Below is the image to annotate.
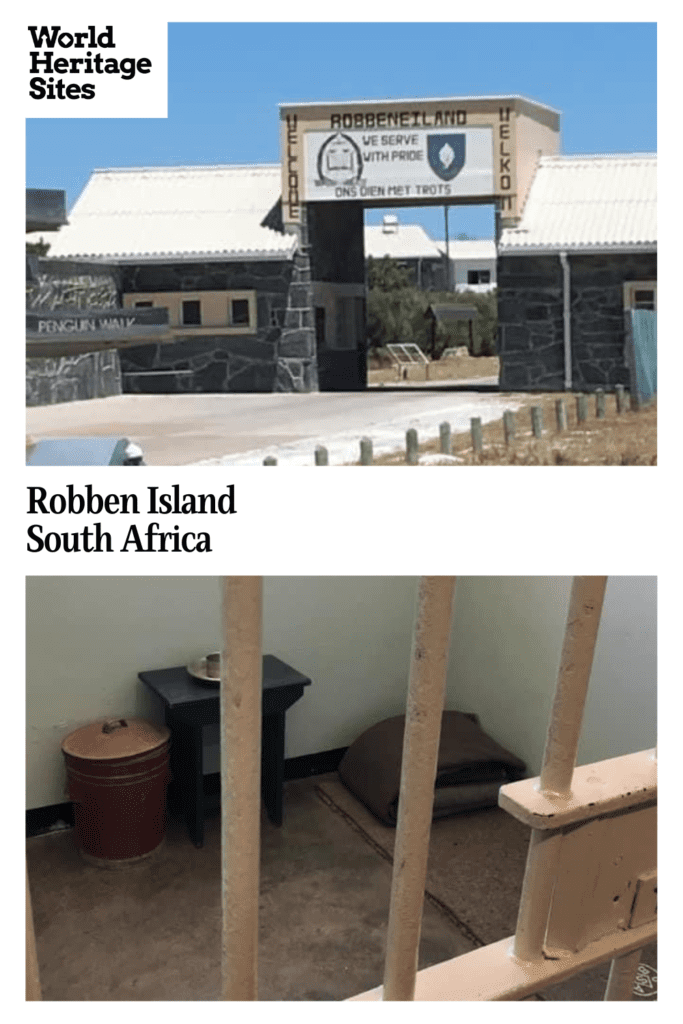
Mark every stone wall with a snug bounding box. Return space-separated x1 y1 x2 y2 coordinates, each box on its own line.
498 252 657 391
26 261 123 405
119 255 318 393
27 351 121 406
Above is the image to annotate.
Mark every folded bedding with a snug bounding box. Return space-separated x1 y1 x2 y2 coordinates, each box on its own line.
338 711 527 825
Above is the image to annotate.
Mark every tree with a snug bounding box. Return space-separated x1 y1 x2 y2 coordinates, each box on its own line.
26 238 50 256
367 256 412 292
366 255 498 359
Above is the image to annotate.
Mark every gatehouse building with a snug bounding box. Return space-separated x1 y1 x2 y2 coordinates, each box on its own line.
32 94 656 401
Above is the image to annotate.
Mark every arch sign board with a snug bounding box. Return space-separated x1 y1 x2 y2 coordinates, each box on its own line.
280 95 560 229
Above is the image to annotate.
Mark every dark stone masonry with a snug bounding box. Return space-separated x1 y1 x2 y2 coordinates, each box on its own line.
120 254 318 394
26 350 121 406
26 263 123 406
498 252 657 391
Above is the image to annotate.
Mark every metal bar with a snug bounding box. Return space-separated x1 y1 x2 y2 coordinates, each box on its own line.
220 577 263 1000
383 577 457 1001
604 948 641 1001
513 576 608 961
540 576 608 797
351 920 656 1001
26 862 42 1001
511 829 563 961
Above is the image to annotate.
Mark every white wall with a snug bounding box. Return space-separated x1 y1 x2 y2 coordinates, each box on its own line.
26 576 656 810
26 577 419 809
452 258 497 289
446 577 657 775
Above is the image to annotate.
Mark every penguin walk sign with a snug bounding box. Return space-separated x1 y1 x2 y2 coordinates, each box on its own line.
304 126 494 202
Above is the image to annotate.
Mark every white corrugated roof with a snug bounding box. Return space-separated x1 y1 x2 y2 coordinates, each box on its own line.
364 223 443 260
47 165 297 262
499 154 656 253
434 239 496 260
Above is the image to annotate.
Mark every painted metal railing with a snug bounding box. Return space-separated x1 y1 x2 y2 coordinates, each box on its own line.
352 575 657 1001
26 575 656 1001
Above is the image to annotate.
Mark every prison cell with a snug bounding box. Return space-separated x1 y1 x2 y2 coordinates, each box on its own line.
25 575 657 1001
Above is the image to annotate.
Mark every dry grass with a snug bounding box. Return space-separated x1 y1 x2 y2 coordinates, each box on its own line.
367 392 657 466
368 354 500 384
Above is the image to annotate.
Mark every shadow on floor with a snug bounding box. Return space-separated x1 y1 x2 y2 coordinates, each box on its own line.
26 775 656 1001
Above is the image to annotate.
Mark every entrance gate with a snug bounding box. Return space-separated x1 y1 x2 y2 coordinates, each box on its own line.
279 96 560 391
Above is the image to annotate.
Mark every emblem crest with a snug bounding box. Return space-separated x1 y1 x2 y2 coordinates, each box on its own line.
427 134 466 181
316 132 363 186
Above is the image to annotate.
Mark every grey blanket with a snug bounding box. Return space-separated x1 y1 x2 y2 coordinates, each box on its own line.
338 711 526 825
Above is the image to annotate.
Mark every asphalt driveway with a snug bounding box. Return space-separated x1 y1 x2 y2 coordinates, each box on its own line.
26 383 514 466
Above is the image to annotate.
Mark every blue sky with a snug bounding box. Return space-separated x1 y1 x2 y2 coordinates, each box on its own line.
26 21 656 240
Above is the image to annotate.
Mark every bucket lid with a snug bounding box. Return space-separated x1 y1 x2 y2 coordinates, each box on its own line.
61 718 170 761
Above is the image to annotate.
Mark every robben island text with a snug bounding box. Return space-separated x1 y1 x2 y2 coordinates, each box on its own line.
26 485 236 553
28 25 151 99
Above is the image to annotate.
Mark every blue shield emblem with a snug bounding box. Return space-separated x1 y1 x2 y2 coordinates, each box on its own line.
427 134 466 181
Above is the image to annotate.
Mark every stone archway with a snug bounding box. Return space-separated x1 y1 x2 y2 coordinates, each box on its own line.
278 96 560 391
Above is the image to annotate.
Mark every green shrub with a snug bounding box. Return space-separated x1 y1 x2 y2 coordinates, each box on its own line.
366 258 497 359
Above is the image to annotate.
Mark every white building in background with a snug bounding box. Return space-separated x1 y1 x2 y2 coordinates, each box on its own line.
364 216 496 292
435 238 497 292
364 216 445 290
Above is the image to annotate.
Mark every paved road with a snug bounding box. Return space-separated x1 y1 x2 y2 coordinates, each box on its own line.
26 381 515 466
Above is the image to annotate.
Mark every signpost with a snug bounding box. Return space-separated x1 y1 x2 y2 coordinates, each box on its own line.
26 306 172 356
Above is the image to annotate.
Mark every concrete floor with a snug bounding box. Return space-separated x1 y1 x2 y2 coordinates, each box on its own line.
26 774 657 1001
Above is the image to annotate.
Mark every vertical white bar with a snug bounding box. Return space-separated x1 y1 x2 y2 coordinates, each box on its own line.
383 576 456 1001
26 862 42 1001
604 948 641 1000
512 829 563 961
220 576 263 1001
513 576 607 960
540 576 608 797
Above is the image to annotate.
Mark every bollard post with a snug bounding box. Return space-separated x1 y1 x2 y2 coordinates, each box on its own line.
263 456 277 466
503 410 516 445
530 406 543 439
439 422 451 455
470 417 483 454
314 446 329 465
595 389 606 419
615 384 626 413
555 399 567 433
359 437 373 465
576 393 588 423
406 429 419 465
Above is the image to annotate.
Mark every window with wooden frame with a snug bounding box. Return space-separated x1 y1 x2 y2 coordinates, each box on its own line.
623 281 657 311
122 290 257 333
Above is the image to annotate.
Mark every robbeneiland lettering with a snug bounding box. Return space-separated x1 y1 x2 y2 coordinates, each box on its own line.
28 25 152 100
330 109 468 130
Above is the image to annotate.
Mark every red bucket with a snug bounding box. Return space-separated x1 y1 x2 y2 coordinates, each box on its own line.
62 718 171 868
